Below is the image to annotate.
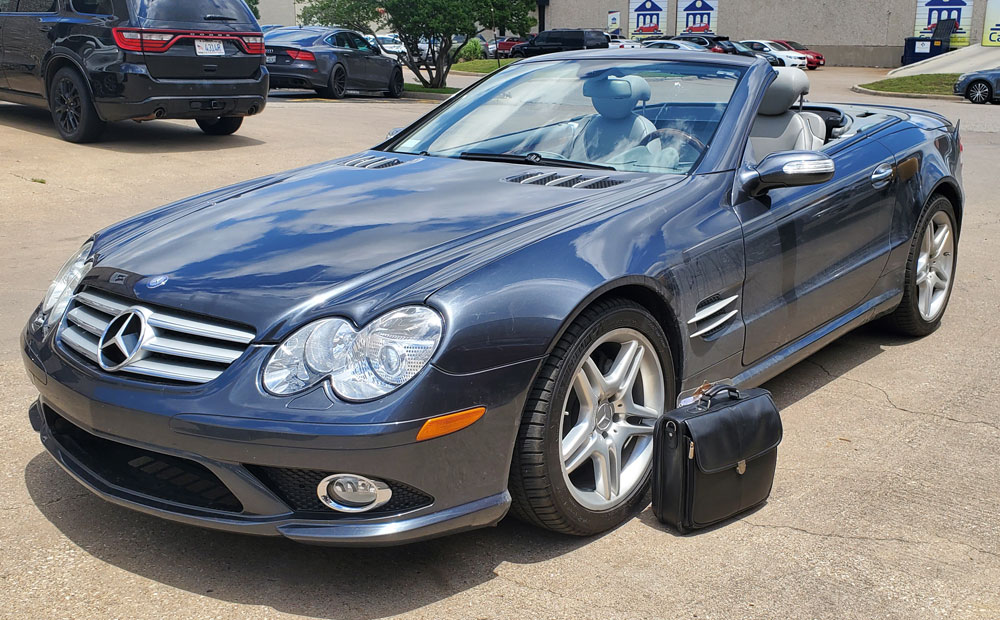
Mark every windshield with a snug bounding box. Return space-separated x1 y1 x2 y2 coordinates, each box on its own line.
784 41 807 50
731 41 752 53
768 41 790 51
389 59 744 175
265 29 323 45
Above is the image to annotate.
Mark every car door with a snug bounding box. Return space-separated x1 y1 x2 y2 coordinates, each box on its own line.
525 31 550 56
2 0 59 95
331 31 366 90
735 136 897 365
346 31 389 89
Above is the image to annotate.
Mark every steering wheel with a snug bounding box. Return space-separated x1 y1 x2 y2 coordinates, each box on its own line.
639 128 707 155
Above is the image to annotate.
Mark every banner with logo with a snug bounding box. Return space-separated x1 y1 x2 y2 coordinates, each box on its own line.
608 10 622 34
913 0 974 47
677 0 722 36
985 0 1000 45
629 0 666 38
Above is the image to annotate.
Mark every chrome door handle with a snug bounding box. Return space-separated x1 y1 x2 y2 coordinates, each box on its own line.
871 163 894 187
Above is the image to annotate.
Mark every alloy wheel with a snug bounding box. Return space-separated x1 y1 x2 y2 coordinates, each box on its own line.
915 211 954 321
333 68 347 97
559 328 664 511
968 82 990 104
54 78 82 135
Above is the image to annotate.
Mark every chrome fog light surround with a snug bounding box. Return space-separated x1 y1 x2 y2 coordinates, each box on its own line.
316 473 392 513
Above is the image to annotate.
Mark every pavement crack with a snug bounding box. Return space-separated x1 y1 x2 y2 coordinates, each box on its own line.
806 359 1000 432
9 172 92 195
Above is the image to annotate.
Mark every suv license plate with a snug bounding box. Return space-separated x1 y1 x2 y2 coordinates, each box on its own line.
195 40 225 56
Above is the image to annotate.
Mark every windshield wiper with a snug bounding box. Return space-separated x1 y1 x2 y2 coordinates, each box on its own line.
458 151 616 171
204 14 238 20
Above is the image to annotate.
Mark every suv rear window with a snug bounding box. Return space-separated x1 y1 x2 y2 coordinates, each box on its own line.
128 0 255 24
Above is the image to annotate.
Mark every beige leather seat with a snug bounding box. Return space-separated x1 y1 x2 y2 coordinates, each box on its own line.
749 68 825 159
569 74 656 162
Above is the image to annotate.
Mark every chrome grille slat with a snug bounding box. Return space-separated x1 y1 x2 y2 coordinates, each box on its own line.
506 172 627 189
58 287 255 385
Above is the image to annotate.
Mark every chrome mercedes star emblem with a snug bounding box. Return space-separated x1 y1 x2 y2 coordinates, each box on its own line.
97 308 148 371
146 275 169 289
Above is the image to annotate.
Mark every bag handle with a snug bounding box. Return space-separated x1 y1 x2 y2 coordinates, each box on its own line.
698 384 740 408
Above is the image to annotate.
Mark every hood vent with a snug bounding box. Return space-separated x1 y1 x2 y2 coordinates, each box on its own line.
341 155 403 169
505 171 628 189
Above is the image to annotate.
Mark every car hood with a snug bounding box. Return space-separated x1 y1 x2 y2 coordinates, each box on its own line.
91 153 681 340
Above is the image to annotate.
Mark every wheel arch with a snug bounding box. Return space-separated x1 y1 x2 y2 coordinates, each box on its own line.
929 177 963 234
43 54 94 100
543 276 685 395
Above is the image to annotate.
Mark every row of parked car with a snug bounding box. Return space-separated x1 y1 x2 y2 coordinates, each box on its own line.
489 28 825 70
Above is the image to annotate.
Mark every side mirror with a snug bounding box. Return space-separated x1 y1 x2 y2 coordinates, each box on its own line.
386 127 403 139
739 151 835 197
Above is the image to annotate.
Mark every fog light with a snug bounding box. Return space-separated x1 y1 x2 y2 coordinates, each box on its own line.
317 473 392 513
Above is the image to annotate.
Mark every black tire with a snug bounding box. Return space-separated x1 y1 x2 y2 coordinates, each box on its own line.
48 67 106 143
966 80 992 104
508 297 676 536
807 65 818 70
196 116 244 136
880 195 958 336
385 68 404 98
318 65 347 99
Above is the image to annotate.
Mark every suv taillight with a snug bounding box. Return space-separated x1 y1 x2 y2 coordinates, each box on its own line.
112 28 265 54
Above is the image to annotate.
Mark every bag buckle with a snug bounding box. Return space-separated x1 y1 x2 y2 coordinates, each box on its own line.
736 460 746 475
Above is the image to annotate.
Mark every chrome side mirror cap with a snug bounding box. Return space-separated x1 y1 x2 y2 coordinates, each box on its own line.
740 151 835 197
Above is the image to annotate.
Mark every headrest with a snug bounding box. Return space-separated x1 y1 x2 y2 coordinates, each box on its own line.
758 67 810 116
583 74 651 120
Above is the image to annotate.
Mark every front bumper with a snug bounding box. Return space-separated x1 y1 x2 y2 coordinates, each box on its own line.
23 322 540 546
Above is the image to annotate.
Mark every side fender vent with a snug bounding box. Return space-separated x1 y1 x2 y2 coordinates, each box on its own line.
505 171 628 189
341 155 403 169
688 294 739 339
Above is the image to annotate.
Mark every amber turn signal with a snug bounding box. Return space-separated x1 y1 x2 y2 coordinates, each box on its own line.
416 407 486 441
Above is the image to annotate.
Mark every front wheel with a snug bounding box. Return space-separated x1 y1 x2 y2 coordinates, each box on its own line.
384 69 404 98
807 65 818 70
966 80 992 104
508 298 675 535
196 116 243 136
48 67 106 143
881 195 957 336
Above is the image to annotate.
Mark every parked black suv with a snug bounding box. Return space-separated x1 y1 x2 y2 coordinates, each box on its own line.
0 0 268 142
510 29 608 57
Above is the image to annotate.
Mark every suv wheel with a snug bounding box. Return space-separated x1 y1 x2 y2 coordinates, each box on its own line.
966 80 992 104
508 298 675 535
48 67 106 143
196 116 244 136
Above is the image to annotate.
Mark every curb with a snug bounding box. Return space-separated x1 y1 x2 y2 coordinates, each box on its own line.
401 90 451 101
850 85 963 101
450 70 490 77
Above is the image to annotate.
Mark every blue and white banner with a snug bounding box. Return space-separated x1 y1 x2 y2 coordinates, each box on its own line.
984 0 1000 45
677 0 721 36
914 0 974 46
629 0 666 38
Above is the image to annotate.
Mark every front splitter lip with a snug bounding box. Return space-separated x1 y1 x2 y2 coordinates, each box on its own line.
39 412 511 547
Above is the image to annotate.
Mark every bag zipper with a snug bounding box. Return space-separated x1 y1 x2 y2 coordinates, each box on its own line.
688 441 695 459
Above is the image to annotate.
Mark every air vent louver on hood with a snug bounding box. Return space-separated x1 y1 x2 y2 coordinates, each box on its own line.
505 171 628 189
341 155 403 169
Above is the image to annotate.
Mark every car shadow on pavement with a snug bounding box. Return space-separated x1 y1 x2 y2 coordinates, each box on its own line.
24 453 593 619
0 103 264 153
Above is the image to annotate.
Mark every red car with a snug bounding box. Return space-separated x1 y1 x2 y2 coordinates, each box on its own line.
771 39 825 70
684 23 711 33
490 36 527 58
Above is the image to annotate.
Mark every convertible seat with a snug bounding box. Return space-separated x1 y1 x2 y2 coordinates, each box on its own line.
570 74 656 162
750 68 825 158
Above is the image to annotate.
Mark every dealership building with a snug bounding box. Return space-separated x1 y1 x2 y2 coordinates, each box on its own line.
259 0 997 67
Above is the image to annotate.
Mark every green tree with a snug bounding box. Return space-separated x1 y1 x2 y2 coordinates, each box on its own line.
244 0 260 19
300 0 535 88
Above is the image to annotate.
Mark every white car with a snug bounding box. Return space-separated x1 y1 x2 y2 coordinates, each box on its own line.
605 33 642 49
366 33 406 57
741 40 808 67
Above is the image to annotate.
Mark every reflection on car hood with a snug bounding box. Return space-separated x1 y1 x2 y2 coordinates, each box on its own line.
92 152 680 339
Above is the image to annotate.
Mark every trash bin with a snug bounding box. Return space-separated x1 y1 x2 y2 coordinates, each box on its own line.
901 18 957 65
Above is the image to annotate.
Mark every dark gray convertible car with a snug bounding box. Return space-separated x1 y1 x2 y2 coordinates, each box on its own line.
264 26 404 98
22 51 962 546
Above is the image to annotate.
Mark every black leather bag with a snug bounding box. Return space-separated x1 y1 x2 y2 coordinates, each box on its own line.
652 385 782 532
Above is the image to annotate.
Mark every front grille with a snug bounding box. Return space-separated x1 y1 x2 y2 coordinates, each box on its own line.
45 406 242 512
505 171 629 189
59 287 255 385
249 466 433 516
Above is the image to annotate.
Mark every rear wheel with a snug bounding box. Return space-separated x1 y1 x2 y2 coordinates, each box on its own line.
385 68 404 98
508 298 675 535
881 195 957 336
196 116 243 136
48 67 105 143
318 65 347 99
966 80 992 104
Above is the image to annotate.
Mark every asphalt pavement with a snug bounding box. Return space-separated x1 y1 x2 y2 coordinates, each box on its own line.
0 67 998 620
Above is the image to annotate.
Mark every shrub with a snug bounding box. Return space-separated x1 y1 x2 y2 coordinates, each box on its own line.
457 39 483 61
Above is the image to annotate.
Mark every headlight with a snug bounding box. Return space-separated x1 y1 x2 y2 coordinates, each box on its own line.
35 241 93 332
262 306 443 401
